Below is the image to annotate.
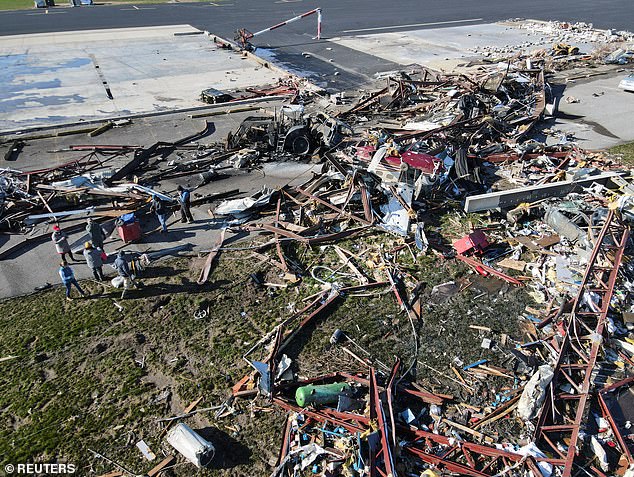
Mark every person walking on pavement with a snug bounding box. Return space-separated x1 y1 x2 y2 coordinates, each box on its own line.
177 185 194 223
58 261 86 301
150 195 169 233
51 225 77 262
113 251 138 299
83 242 105 281
86 218 107 250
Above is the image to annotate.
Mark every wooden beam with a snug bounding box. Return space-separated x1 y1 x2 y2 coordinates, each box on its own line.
147 455 176 477
443 418 494 444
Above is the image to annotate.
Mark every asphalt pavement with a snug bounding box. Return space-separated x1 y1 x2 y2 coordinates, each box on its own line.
0 102 322 299
1 0 633 37
2 0 633 91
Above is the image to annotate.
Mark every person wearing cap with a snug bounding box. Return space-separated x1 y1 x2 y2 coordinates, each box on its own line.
150 195 169 233
177 185 194 224
58 261 86 301
113 251 139 299
86 218 107 250
51 225 76 262
83 241 105 281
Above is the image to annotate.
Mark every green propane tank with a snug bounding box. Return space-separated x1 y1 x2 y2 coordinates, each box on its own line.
295 382 352 408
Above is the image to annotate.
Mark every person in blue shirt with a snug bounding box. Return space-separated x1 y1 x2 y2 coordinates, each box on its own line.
58 261 86 301
177 185 194 223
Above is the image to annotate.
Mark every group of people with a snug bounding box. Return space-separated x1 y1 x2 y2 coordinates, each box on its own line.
52 186 194 300
53 218 138 300
53 218 108 300
150 185 194 233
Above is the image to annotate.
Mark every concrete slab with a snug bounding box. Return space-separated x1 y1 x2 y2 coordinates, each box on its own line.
548 71 634 149
328 21 634 149
0 102 321 299
329 23 550 71
0 25 288 132
0 161 319 299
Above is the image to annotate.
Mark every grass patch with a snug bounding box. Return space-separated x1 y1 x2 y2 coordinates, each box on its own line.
100 0 209 4
0 0 36 10
0 227 533 475
610 141 634 166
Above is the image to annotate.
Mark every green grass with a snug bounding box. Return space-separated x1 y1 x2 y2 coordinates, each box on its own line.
0 0 35 10
0 259 289 476
0 227 534 475
610 141 634 166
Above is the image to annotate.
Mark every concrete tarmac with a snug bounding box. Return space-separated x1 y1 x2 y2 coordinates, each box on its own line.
0 102 320 299
0 25 288 131
1 0 633 93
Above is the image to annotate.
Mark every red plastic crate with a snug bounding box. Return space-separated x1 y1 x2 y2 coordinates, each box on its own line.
118 221 141 243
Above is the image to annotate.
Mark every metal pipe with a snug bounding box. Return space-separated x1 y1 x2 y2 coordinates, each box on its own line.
251 8 322 39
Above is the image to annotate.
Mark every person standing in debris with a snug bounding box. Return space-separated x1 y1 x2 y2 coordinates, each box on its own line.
177 185 194 224
150 195 169 233
51 225 76 262
86 218 106 250
113 251 138 299
83 242 105 281
58 261 86 301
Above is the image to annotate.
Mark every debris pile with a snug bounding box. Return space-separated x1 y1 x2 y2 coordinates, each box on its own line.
1 33 633 477
517 20 634 45
218 134 633 475
468 20 634 67
204 58 634 477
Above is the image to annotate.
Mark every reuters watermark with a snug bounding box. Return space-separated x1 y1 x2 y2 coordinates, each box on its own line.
4 463 76 475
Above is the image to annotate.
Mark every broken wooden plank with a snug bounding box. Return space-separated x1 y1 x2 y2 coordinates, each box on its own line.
340 86 389 116
535 234 560 248
184 397 203 414
358 181 374 224
497 258 526 271
472 395 520 430
443 418 494 444
470 364 514 379
469 325 491 332
401 386 446 406
451 365 469 387
274 196 289 272
36 190 57 219
274 220 309 233
89 121 114 137
514 236 541 251
96 472 124 477
197 228 227 284
295 187 371 226
257 223 307 242
147 455 175 477
455 254 523 286
333 245 368 285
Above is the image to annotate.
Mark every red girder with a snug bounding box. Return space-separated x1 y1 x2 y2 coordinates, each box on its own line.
272 397 366 434
533 210 630 476
598 376 634 464
406 446 492 477
369 367 397 477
